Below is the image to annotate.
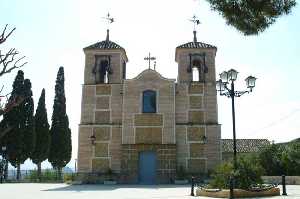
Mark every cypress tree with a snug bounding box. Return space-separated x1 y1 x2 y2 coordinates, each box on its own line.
31 89 50 180
22 79 35 161
48 67 72 179
4 70 25 180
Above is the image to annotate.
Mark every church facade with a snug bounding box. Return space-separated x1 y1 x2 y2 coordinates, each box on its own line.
77 30 221 184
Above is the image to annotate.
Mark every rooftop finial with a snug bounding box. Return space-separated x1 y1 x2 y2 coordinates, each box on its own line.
189 15 200 43
102 12 114 41
106 29 109 41
193 30 197 43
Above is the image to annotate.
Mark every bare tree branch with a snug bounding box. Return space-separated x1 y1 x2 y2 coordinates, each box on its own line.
0 24 26 138
0 24 16 45
0 25 27 78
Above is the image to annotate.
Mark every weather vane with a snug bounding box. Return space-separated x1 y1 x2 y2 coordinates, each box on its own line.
103 12 114 25
144 52 156 70
102 12 114 41
189 15 200 31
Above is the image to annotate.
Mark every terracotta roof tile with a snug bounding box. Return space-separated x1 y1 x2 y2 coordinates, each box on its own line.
177 41 217 49
222 139 270 153
84 40 124 50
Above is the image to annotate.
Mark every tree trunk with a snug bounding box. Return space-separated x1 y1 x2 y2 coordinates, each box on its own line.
37 162 41 182
57 167 62 182
16 163 21 180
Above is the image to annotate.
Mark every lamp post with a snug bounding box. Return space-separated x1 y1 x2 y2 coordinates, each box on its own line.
216 69 256 198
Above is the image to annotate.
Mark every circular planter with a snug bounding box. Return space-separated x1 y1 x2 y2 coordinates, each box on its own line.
196 187 280 198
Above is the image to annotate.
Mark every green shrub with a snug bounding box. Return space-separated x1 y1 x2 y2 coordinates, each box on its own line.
24 169 60 182
209 162 233 189
41 169 59 182
63 173 75 182
235 155 263 189
24 170 39 182
209 155 263 189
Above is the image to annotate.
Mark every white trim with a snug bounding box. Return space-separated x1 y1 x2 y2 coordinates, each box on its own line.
122 83 125 144
133 125 136 144
94 141 110 144
188 93 204 96
185 157 188 170
157 89 160 113
94 108 110 111
189 108 205 111
92 157 111 159
95 94 111 97
134 126 163 128
80 124 113 127
125 69 176 82
173 83 176 144
109 95 112 123
186 85 189 122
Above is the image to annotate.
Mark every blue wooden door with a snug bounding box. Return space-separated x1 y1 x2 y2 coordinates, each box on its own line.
139 151 156 184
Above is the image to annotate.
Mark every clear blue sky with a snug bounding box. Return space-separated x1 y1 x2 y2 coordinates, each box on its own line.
1 0 300 170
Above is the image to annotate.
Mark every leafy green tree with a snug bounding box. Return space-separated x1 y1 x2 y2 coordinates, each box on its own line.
281 142 300 175
31 89 50 180
48 67 72 179
258 143 283 175
206 0 296 35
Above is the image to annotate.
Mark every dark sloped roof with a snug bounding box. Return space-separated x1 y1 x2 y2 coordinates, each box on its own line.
177 41 217 49
222 139 270 153
84 40 124 50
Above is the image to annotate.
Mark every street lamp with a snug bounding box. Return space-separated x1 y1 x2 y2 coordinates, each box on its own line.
216 69 256 198
90 134 96 146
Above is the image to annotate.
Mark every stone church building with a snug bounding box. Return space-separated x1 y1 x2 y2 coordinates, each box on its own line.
77 29 221 184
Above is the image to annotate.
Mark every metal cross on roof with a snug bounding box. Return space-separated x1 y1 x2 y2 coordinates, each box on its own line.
189 15 201 31
144 52 156 70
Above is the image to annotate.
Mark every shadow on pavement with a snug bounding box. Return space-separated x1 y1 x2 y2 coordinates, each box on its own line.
43 184 190 192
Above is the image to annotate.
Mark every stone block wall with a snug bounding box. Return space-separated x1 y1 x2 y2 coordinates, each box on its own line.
175 82 221 174
122 70 176 145
78 83 123 173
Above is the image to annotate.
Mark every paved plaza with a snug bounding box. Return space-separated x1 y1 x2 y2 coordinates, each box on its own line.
0 184 299 199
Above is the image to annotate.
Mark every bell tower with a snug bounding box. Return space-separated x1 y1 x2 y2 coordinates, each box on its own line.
78 15 128 174
174 16 221 173
83 29 128 85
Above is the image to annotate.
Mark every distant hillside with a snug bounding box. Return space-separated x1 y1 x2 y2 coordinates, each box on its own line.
291 138 300 143
276 138 300 147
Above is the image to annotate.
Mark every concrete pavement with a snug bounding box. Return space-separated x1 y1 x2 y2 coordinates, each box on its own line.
0 183 299 199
